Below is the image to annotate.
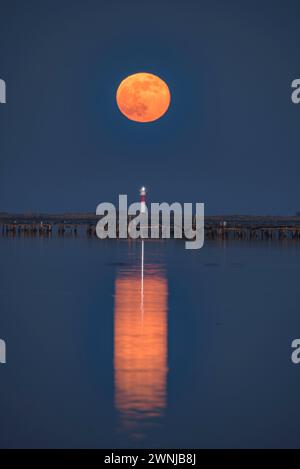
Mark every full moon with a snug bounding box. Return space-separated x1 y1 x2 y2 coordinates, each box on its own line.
116 72 171 123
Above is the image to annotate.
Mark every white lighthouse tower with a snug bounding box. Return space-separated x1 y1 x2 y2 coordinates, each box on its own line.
140 186 146 214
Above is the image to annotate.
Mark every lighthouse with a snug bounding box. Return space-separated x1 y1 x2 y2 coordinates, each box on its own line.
140 186 146 214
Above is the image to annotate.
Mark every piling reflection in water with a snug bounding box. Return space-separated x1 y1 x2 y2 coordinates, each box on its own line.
114 242 168 440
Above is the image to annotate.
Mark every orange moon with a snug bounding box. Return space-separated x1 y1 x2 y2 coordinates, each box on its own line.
116 73 171 123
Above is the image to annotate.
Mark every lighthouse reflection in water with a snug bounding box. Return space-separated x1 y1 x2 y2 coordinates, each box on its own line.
114 241 168 441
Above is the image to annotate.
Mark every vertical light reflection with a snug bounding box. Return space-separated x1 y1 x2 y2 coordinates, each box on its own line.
114 241 168 440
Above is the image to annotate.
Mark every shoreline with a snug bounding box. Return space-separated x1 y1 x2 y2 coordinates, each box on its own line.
1 213 300 241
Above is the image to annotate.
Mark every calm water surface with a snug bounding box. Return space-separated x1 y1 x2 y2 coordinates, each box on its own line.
1 237 300 448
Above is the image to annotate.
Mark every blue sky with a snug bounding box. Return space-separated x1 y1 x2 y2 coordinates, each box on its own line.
0 0 299 214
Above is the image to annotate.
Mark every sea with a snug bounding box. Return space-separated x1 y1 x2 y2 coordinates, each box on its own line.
0 236 300 448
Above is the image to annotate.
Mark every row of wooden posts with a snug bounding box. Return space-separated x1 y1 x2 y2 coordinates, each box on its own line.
205 226 300 240
2 222 300 240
